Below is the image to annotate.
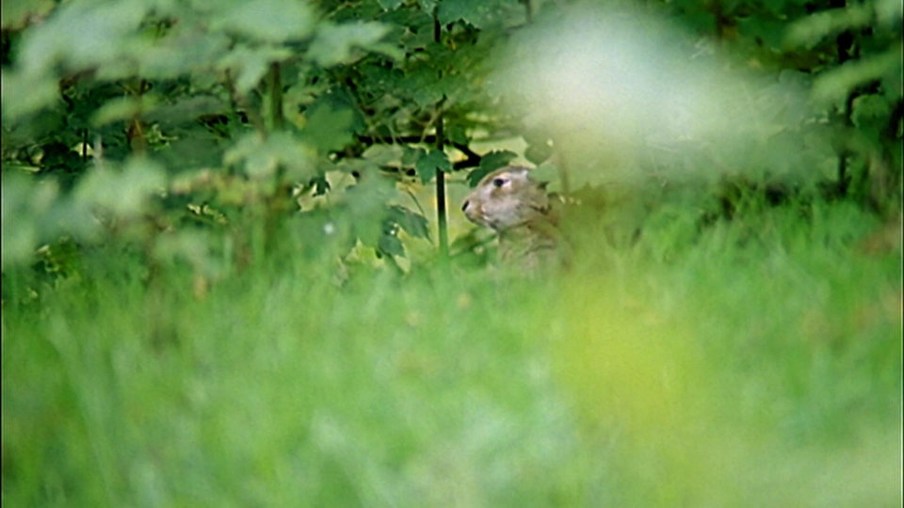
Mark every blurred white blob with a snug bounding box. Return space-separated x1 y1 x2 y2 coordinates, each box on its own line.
492 5 830 188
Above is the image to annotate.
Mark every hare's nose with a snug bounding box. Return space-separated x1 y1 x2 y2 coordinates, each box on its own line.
461 200 470 212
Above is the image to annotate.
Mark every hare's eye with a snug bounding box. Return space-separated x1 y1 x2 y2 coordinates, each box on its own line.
491 177 507 188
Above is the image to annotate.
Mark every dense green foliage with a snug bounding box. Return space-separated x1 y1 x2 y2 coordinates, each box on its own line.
2 0 902 505
1 0 901 271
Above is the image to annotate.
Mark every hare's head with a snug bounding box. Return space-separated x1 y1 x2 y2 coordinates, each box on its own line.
461 166 550 232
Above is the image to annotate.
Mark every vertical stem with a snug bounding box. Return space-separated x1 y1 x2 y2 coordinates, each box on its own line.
832 0 854 197
435 110 449 256
433 10 449 256
837 90 855 196
268 62 284 131
81 129 89 160
127 79 149 155
266 62 289 255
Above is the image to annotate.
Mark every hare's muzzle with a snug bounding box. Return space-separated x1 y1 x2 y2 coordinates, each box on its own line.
461 198 482 224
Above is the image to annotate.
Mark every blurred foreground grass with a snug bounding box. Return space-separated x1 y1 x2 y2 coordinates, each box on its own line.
2 198 901 506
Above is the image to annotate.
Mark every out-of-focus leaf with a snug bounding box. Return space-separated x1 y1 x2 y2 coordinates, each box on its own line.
785 4 873 49
17 0 148 76
308 21 398 66
1 173 55 268
376 0 404 10
437 0 519 28
401 146 422 167
218 44 294 94
0 71 60 122
224 132 316 181
876 0 904 25
92 95 161 127
736 16 788 51
525 140 553 165
74 157 167 219
1 0 54 29
152 229 222 277
345 173 398 247
418 0 439 11
363 144 405 166
852 94 892 131
210 0 315 43
136 29 231 79
155 130 227 171
303 102 358 153
813 46 903 103
415 149 451 183
144 96 230 128
1 171 102 269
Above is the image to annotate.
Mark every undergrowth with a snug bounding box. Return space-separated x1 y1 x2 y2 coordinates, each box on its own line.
2 196 901 506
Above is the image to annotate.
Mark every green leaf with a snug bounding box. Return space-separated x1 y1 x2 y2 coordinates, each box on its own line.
1 173 58 268
218 44 294 94
210 0 315 43
304 102 357 153
155 129 227 171
144 96 230 128
376 0 404 10
225 132 316 181
813 48 903 103
785 4 873 49
308 22 399 67
1 0 54 29
415 149 451 183
363 144 406 166
467 149 516 186
18 0 148 76
136 29 231 80
418 0 439 12
91 95 160 127
345 173 398 247
387 205 429 239
0 70 60 122
852 94 892 132
446 124 470 146
74 157 167 219
437 0 519 28
397 64 447 108
152 229 221 277
378 230 405 257
525 140 553 165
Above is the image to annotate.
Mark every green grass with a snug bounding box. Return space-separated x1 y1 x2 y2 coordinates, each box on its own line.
3 198 901 506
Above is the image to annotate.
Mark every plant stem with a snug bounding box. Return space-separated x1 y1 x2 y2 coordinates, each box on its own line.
434 10 449 256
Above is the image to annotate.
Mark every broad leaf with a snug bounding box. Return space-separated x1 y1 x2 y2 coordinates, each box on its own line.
415 149 451 183
74 157 167 219
224 132 316 181
218 44 294 94
92 95 160 127
387 205 429 239
308 21 399 67
210 0 315 43
304 102 358 153
466 149 516 186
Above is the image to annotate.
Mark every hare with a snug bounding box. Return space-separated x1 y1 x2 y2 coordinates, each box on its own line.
461 166 562 270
